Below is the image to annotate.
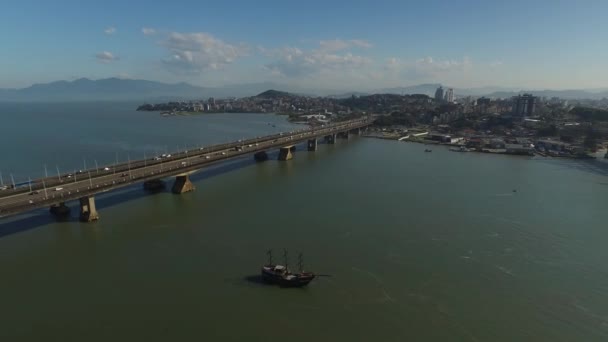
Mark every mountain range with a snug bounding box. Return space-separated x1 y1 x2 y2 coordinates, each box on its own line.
1 78 608 101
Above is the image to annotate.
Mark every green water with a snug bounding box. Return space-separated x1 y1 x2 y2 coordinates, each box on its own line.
1 103 608 341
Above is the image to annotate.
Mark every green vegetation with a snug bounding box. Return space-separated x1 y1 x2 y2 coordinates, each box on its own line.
374 112 417 127
584 128 599 150
571 107 608 122
255 89 292 98
537 124 558 137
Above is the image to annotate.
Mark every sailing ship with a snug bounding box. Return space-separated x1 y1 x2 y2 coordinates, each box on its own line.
261 249 315 287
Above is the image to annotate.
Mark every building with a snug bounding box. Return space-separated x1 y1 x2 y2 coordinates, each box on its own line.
435 86 445 102
512 94 537 117
191 102 203 112
445 88 454 103
427 133 463 144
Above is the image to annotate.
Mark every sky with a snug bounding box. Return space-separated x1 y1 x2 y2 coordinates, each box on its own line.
2 0 608 91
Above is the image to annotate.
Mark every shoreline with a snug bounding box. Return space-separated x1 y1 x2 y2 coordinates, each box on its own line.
363 133 600 160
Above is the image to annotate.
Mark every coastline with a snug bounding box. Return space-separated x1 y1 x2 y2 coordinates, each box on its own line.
363 132 599 159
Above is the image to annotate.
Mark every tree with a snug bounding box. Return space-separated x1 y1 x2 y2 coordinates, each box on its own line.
584 128 598 151
537 124 558 137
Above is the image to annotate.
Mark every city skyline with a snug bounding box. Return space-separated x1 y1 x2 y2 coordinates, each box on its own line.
2 0 608 90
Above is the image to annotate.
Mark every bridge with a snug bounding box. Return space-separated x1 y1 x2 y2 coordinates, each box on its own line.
0 118 373 221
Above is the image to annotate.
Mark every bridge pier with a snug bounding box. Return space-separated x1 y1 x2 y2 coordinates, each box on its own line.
254 151 269 162
50 202 71 218
324 134 336 144
338 131 350 140
143 179 165 192
351 127 361 135
307 138 318 151
172 175 196 194
278 146 296 161
79 196 99 222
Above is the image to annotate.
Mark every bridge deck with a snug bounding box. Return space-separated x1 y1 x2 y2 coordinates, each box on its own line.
0 118 373 218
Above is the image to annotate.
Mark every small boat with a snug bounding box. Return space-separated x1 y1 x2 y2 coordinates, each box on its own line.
261 249 315 287
450 146 469 152
424 149 432 152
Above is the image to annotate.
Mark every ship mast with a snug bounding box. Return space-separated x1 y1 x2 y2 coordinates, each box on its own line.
283 248 288 268
298 253 304 272
267 249 273 265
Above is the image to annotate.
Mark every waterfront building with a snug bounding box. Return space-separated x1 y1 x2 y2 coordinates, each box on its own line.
512 93 537 117
445 88 454 103
435 86 445 102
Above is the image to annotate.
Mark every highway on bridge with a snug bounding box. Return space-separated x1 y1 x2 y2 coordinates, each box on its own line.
0 118 373 219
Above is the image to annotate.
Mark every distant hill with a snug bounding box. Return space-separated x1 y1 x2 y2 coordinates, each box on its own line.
377 84 608 99
377 84 442 97
484 89 608 99
327 91 370 99
0 78 327 102
255 89 292 98
0 78 207 102
2 77 608 102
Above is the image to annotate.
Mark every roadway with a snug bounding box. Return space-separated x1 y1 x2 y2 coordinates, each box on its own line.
0 118 372 218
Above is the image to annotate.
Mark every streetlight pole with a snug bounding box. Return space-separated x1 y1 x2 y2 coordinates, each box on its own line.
28 177 32 193
74 169 77 183
56 165 61 182
95 160 99 174
10 174 16 190
42 179 48 199
88 171 93 188
44 164 48 178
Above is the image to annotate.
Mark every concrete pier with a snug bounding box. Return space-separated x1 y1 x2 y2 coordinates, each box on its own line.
50 202 70 217
338 131 350 139
254 151 269 162
143 179 165 191
278 146 295 161
172 175 196 194
307 138 318 151
324 134 336 144
79 196 99 222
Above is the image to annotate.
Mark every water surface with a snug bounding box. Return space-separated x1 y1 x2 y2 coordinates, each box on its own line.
1 102 608 341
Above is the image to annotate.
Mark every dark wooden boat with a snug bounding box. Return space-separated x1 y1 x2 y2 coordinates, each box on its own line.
261 249 315 287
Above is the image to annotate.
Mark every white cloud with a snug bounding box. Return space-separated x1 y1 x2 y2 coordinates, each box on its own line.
96 51 118 63
142 27 156 35
384 56 472 82
318 39 372 52
104 27 116 35
160 32 248 73
264 41 372 77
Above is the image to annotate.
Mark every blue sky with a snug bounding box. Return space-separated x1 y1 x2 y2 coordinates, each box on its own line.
2 0 608 90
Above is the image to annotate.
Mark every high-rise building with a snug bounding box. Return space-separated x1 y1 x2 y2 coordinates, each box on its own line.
445 88 454 103
435 86 444 102
512 94 537 117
